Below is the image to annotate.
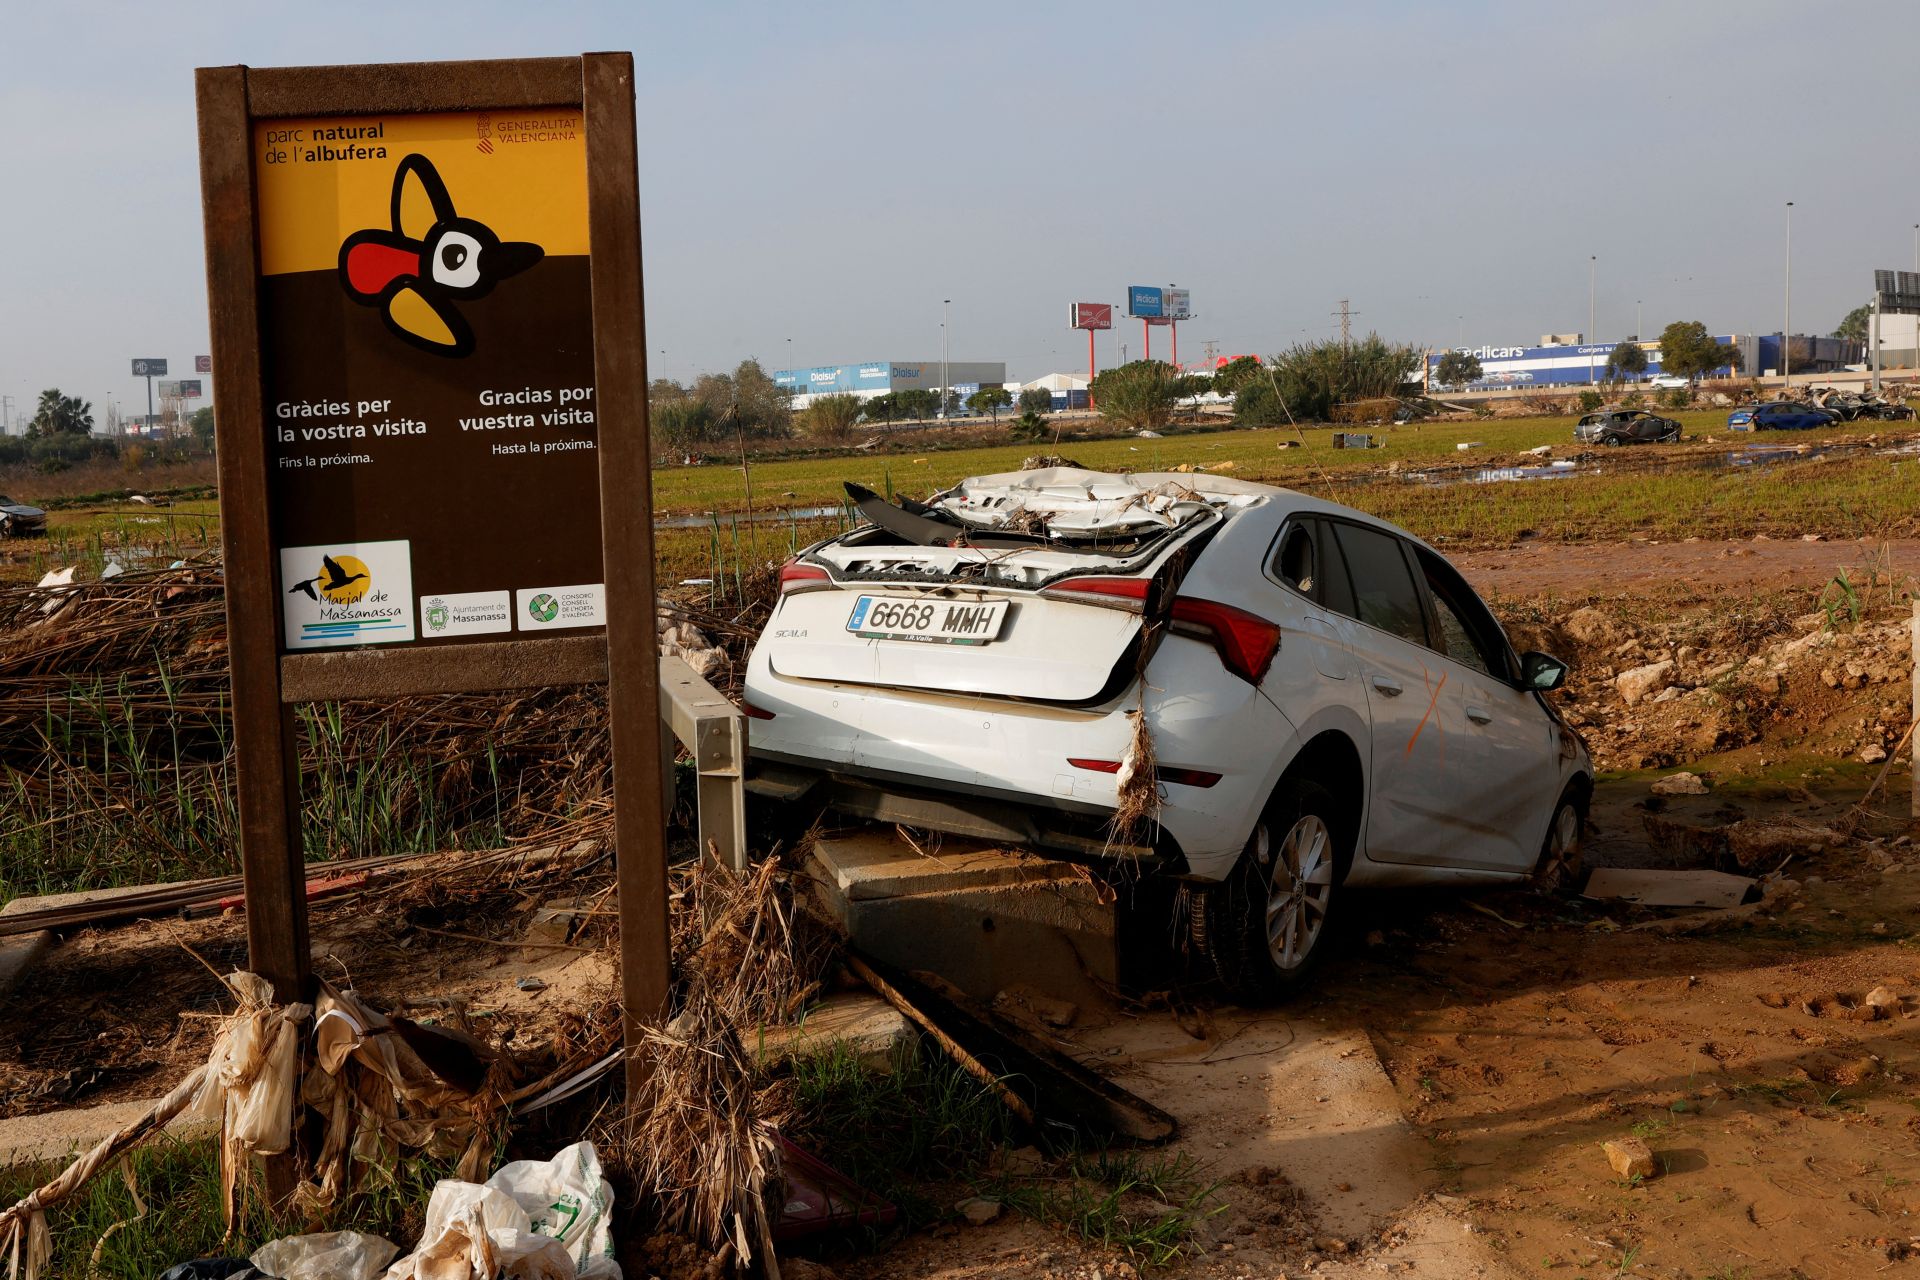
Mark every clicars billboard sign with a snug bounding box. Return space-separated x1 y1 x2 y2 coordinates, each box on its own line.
1127 285 1164 318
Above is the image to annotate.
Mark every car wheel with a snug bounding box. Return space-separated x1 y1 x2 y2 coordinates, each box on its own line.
1196 779 1342 1003
1603 435 1622 446
1531 790 1586 892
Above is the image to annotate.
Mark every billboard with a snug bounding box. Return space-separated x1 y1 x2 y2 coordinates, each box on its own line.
1127 285 1164 318
1070 302 1112 330
164 379 204 398
253 106 596 651
195 354 212 374
1166 288 1191 320
131 358 168 376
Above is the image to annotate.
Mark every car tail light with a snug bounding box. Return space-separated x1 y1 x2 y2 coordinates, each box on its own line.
1067 758 1221 788
778 560 830 593
742 701 776 720
1041 576 1150 609
1170 596 1281 685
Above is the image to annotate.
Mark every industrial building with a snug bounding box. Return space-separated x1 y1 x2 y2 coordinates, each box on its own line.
772 360 1007 409
1425 333 1854 390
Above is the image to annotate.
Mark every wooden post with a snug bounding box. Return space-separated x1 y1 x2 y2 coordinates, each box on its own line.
1911 598 1918 821
582 51 671 1091
195 67 311 1009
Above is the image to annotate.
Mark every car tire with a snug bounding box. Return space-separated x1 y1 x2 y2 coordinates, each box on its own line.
1531 789 1586 893
1195 778 1343 1003
1603 435 1622 446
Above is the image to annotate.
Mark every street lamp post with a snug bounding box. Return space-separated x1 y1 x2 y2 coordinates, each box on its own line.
1588 255 1597 386
940 298 950 419
1783 202 1793 389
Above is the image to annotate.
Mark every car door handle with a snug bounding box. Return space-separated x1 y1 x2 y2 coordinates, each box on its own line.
1370 676 1403 696
1465 705 1493 725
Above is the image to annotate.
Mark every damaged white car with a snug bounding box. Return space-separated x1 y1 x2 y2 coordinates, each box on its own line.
744 468 1590 999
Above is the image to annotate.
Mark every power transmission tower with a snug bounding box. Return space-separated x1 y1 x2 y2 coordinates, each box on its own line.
1201 339 1219 365
1332 300 1359 347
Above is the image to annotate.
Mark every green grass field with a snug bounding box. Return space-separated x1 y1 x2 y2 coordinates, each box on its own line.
9 409 1915 587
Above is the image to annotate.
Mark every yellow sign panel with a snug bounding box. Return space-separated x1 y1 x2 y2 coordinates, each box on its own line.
254 110 588 278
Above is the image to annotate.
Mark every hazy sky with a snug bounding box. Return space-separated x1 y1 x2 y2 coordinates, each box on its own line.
6 0 1920 423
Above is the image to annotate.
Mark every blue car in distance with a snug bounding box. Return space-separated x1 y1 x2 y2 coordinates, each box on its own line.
1726 401 1841 431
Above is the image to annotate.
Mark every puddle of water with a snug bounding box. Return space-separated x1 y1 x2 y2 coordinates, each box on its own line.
654 503 847 530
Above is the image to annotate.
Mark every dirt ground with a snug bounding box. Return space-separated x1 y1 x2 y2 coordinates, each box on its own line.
1454 536 1920 600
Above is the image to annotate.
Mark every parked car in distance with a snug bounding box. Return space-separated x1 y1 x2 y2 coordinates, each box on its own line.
1647 374 1690 390
1726 402 1841 431
1572 409 1681 445
0 496 47 538
745 469 1592 1001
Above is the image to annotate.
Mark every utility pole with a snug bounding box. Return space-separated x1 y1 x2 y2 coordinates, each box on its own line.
940 298 951 419
1783 202 1793 389
0 395 12 436
1636 299 1642 343
1332 300 1357 348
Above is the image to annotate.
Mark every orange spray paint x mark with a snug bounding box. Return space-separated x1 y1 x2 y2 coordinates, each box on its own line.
1405 667 1448 755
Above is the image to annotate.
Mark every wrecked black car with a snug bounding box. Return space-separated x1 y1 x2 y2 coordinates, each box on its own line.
1571 409 1681 446
0 496 47 538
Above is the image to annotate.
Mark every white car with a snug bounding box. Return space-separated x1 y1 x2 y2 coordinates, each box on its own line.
744 469 1591 999
1647 374 1689 389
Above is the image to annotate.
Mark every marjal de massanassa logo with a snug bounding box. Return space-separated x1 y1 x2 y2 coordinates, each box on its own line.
288 553 371 605
337 154 543 358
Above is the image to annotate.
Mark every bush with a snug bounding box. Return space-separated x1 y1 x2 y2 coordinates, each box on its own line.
1262 335 1423 421
1089 361 1181 431
123 443 148 473
1232 377 1292 426
1576 390 1605 412
1008 410 1048 442
1657 386 1694 410
653 397 722 447
1017 387 1054 415
1329 397 1400 424
797 394 863 442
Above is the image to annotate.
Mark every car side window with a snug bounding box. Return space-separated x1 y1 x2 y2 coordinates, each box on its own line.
1272 522 1317 595
1330 523 1426 645
1270 518 1358 617
1416 548 1508 679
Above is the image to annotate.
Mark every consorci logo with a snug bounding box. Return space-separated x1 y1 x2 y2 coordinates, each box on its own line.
288 553 371 605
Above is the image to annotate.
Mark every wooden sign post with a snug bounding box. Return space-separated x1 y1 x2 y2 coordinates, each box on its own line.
194 55 667 1098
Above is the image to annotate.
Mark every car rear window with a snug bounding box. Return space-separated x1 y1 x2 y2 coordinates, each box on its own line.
1330 522 1426 645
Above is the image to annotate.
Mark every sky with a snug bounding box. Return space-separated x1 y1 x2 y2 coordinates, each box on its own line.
5 0 1920 426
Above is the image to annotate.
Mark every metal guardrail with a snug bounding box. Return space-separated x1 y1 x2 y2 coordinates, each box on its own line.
659 654 748 871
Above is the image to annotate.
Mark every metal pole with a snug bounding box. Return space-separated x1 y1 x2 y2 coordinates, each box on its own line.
1087 328 1095 388
941 298 950 419
1171 320 1178 370
1143 318 1150 364
146 374 154 434
1588 256 1596 386
1783 202 1793 389
1912 223 1917 274
1872 290 1882 394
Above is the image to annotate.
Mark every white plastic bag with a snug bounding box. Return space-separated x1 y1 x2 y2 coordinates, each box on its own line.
252 1230 400 1280
380 1176 595 1280
483 1142 618 1274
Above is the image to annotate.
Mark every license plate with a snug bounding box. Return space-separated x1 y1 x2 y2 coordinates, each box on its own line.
846 594 1007 645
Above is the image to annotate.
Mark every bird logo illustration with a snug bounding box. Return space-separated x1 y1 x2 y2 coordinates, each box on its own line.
337 154 543 357
289 554 371 605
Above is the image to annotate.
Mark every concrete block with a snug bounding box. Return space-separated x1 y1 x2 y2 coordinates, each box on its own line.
750 992 913 1068
808 833 1120 1010
811 831 1082 902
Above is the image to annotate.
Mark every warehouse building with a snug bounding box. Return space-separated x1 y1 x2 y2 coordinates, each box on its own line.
1427 333 1853 389
773 360 1007 409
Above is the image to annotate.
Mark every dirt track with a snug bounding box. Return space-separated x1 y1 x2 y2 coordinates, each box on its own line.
1455 536 1920 599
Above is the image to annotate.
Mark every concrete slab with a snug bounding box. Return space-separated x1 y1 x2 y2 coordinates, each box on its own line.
0 876 227 918
0 930 53 1003
808 832 1121 1009
0 1096 217 1169
811 830 1082 902
750 992 914 1068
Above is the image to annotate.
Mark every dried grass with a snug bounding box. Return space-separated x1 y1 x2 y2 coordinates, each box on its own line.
1111 705 1160 835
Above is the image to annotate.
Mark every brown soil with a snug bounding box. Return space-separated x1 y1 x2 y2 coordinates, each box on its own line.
1455 535 1920 599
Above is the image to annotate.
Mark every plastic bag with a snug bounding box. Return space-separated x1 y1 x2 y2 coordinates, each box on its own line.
251 1231 398 1280
156 1262 260 1280
483 1142 618 1275
380 1144 620 1280
381 1180 576 1280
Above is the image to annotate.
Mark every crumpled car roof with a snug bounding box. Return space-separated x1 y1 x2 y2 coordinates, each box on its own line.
930 467 1282 535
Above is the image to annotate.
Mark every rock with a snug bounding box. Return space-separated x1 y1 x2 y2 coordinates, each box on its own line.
1677 645 1698 667
1860 744 1888 764
1617 660 1676 706
1603 1137 1656 1179
1864 986 1902 1011
1563 606 1618 648
1651 771 1709 796
955 1196 1002 1225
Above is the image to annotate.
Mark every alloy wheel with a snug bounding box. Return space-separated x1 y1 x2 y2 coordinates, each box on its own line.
1265 813 1333 970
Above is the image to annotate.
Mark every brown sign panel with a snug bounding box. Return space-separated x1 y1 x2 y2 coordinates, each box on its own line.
255 109 603 651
